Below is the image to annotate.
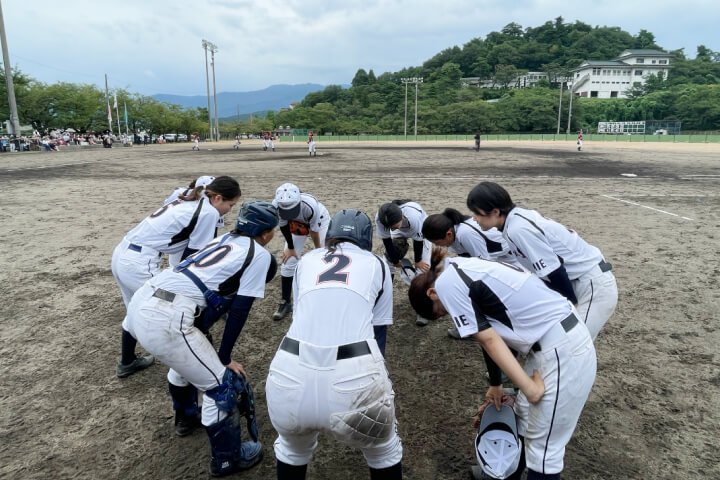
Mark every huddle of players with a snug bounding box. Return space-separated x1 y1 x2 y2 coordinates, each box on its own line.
112 177 617 480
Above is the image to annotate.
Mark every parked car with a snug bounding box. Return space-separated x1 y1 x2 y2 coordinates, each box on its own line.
164 133 178 142
177 134 188 142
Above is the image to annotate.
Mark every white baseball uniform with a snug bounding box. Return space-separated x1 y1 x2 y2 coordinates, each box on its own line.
449 218 521 267
266 242 402 469
124 234 271 427
276 192 330 277
374 201 432 275
435 256 596 476
111 197 220 307
308 134 316 154
502 207 618 339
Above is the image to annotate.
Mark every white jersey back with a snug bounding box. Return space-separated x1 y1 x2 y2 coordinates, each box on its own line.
287 243 393 346
435 256 572 354
276 192 329 232
152 234 271 305
503 207 602 279
375 202 426 241
451 220 511 259
126 197 220 254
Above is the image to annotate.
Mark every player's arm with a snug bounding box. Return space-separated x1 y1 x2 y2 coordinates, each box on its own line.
309 229 321 249
280 223 298 263
474 328 544 407
412 240 429 271
382 237 401 265
218 295 255 374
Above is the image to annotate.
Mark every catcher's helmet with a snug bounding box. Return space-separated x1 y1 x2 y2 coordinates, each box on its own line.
378 203 403 228
274 183 301 220
327 208 373 251
475 404 522 479
234 200 279 237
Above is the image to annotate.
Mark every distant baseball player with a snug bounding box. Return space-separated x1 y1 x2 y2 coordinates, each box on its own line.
466 182 618 340
422 207 523 338
193 134 200 151
474 132 481 151
307 130 316 156
266 209 403 479
408 250 596 480
111 176 241 378
577 131 583 151
375 200 432 326
234 135 241 150
272 183 330 321
268 133 275 151
123 201 278 475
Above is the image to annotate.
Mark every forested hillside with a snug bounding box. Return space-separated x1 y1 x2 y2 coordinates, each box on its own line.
273 17 720 133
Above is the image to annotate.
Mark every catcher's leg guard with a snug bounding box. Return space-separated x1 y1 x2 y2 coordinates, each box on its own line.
168 382 201 437
206 412 263 476
277 460 308 480
369 461 402 479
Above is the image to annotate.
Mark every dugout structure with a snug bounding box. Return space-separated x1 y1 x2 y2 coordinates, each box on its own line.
598 120 681 135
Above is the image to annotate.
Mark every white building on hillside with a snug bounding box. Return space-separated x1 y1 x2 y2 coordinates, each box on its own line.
570 49 672 99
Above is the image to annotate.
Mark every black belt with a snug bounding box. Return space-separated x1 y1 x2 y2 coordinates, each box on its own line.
128 243 143 253
152 288 176 303
532 313 578 352
599 260 612 272
280 337 371 360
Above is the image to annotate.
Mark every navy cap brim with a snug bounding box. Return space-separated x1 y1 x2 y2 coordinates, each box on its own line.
279 203 301 220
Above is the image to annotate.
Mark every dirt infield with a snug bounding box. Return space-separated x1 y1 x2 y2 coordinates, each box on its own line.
1 141 718 479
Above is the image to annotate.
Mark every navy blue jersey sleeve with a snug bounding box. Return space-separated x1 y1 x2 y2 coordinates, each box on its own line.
218 295 256 365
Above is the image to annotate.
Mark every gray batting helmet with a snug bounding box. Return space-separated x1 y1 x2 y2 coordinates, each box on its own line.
327 209 373 251
234 200 279 237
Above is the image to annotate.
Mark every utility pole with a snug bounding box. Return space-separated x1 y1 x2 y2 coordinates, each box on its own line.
202 39 215 140
556 77 563 135
566 83 574 134
400 77 423 138
104 74 112 134
210 45 219 141
0 0 20 136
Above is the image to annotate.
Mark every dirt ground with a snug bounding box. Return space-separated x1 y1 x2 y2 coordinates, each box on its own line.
1 139 719 480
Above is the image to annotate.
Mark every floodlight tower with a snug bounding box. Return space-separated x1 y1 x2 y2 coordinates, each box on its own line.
0 0 21 136
401 77 423 138
202 39 217 140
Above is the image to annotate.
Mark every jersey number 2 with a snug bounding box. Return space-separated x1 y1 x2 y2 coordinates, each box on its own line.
317 254 350 284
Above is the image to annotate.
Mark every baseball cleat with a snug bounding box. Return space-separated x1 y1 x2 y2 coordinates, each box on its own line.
116 354 154 378
272 300 292 321
415 315 429 326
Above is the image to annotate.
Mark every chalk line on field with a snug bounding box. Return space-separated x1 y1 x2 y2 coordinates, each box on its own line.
602 194 694 221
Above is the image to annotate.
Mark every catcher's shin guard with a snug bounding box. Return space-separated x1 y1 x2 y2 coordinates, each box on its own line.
206 412 263 476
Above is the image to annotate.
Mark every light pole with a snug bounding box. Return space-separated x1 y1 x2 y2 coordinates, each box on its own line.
566 75 575 134
202 39 217 141
210 46 219 142
556 77 563 135
400 77 423 138
0 0 20 136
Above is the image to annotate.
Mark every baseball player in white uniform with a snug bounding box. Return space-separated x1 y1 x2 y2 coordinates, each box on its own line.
375 200 433 326
307 131 316 156
165 176 224 268
422 207 524 338
271 183 330 321
467 182 618 340
408 251 596 480
266 209 403 479
123 201 279 476
111 176 241 378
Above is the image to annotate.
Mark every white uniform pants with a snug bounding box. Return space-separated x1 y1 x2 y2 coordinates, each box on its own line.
514 317 596 475
124 283 229 427
308 140 316 153
111 238 162 307
280 218 330 278
266 338 402 469
572 265 618 340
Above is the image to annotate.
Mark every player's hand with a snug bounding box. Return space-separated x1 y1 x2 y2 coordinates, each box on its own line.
524 369 545 403
415 260 430 273
282 248 299 264
485 385 504 411
225 360 247 378
474 394 516 428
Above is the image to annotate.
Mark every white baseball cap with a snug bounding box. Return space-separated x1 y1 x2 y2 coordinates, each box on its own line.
195 175 215 188
475 404 522 479
274 183 301 219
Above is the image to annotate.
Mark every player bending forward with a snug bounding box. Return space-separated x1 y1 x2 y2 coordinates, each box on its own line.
266 209 402 479
409 250 596 480
123 201 279 476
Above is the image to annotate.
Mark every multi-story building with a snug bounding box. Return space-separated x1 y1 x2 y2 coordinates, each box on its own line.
570 49 672 99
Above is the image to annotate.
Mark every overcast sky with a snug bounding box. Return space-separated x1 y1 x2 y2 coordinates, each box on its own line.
2 0 717 96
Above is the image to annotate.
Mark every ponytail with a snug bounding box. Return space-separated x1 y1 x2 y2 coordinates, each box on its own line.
407 247 447 320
